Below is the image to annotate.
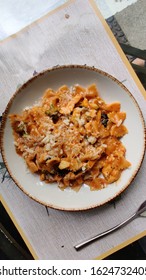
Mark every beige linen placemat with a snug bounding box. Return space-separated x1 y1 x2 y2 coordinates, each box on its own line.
0 0 146 259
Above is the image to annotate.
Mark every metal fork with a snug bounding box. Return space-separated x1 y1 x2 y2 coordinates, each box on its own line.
74 200 146 251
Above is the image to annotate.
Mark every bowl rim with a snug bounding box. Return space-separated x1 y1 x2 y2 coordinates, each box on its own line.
0 64 146 211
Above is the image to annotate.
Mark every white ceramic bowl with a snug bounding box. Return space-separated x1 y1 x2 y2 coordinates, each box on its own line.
1 65 145 211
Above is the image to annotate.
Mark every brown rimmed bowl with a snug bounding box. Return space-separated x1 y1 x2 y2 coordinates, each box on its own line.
1 65 145 211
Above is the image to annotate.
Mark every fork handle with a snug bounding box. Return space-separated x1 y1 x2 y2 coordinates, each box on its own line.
74 212 137 251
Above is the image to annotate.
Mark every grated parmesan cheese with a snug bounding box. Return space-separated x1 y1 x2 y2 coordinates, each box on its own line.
87 136 97 144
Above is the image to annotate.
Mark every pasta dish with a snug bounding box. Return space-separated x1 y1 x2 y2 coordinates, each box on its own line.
9 84 131 191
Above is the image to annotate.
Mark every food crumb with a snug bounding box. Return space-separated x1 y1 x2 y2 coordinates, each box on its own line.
65 14 70 19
